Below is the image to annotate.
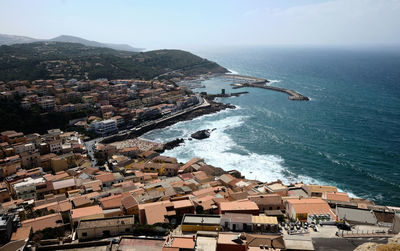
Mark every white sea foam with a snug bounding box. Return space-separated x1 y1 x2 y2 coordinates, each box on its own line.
268 79 281 84
227 68 239 75
151 114 315 184
142 110 362 198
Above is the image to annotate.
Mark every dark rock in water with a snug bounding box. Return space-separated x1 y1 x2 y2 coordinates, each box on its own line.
163 138 184 151
191 129 212 140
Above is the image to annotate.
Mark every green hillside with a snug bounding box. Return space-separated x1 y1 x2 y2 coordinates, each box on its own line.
0 42 227 81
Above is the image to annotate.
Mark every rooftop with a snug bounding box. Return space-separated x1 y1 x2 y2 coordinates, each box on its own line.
182 214 221 225
71 205 103 220
78 216 134 229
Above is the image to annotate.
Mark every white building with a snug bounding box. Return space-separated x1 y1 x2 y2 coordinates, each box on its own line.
12 177 45 200
89 119 118 136
49 139 62 153
38 99 55 111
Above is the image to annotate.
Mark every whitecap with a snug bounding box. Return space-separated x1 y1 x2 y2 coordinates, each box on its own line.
227 69 239 75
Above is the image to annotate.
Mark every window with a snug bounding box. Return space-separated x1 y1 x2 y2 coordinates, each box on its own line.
82 232 87 237
125 228 130 232
56 220 63 224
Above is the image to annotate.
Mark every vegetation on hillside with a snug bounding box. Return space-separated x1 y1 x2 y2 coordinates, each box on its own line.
0 98 94 134
0 42 227 81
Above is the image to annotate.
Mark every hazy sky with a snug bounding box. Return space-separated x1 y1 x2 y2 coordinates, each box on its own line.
1 0 400 50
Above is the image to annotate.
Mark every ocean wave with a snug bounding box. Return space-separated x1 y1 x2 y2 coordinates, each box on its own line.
227 68 239 75
143 107 364 199
156 114 317 184
268 79 281 84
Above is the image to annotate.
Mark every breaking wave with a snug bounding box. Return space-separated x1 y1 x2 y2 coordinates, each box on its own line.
143 111 318 185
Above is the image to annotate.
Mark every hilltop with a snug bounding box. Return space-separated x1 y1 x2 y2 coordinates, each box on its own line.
0 33 141 52
0 42 227 81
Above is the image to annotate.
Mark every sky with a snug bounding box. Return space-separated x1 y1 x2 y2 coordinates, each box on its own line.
1 0 400 50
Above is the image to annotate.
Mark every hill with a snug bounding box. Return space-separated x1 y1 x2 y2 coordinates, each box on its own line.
0 33 141 52
0 42 227 81
0 34 38 45
50 35 142 52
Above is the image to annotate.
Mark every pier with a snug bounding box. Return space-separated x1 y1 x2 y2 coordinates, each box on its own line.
226 74 309 101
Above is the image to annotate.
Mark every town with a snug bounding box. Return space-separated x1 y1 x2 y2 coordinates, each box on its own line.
0 77 399 251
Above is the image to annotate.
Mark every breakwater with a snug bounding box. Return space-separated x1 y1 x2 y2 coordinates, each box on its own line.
232 83 309 101
225 74 309 101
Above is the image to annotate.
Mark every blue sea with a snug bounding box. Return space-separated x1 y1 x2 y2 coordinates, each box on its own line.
143 46 400 206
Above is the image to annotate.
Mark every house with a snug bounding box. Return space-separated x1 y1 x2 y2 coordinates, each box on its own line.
179 158 204 173
171 199 195 218
217 233 285 251
119 237 165 250
0 182 11 203
264 181 289 197
221 213 279 233
34 199 72 215
99 194 123 210
89 119 118 136
218 174 239 188
121 195 139 215
181 214 221 232
152 155 178 164
70 205 104 227
0 213 14 245
322 192 350 202
219 200 259 215
138 200 175 225
192 195 219 214
71 195 92 208
11 226 32 241
162 235 195 251
248 194 284 212
11 177 45 200
285 197 336 222
95 172 120 187
21 213 64 232
303 184 338 197
76 216 134 240
50 152 76 173
193 171 213 183
221 213 252 232
246 234 285 250
52 178 76 195
216 233 247 251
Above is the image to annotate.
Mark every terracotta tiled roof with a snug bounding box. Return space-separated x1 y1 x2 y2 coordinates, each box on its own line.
286 197 336 218
99 194 123 209
52 178 75 190
70 205 103 220
180 158 202 171
144 204 167 225
22 213 63 232
121 195 138 209
172 199 194 209
11 226 31 241
71 196 92 208
323 192 350 202
220 200 259 212
95 173 115 183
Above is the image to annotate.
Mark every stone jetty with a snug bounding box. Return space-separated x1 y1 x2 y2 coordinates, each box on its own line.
227 74 309 101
